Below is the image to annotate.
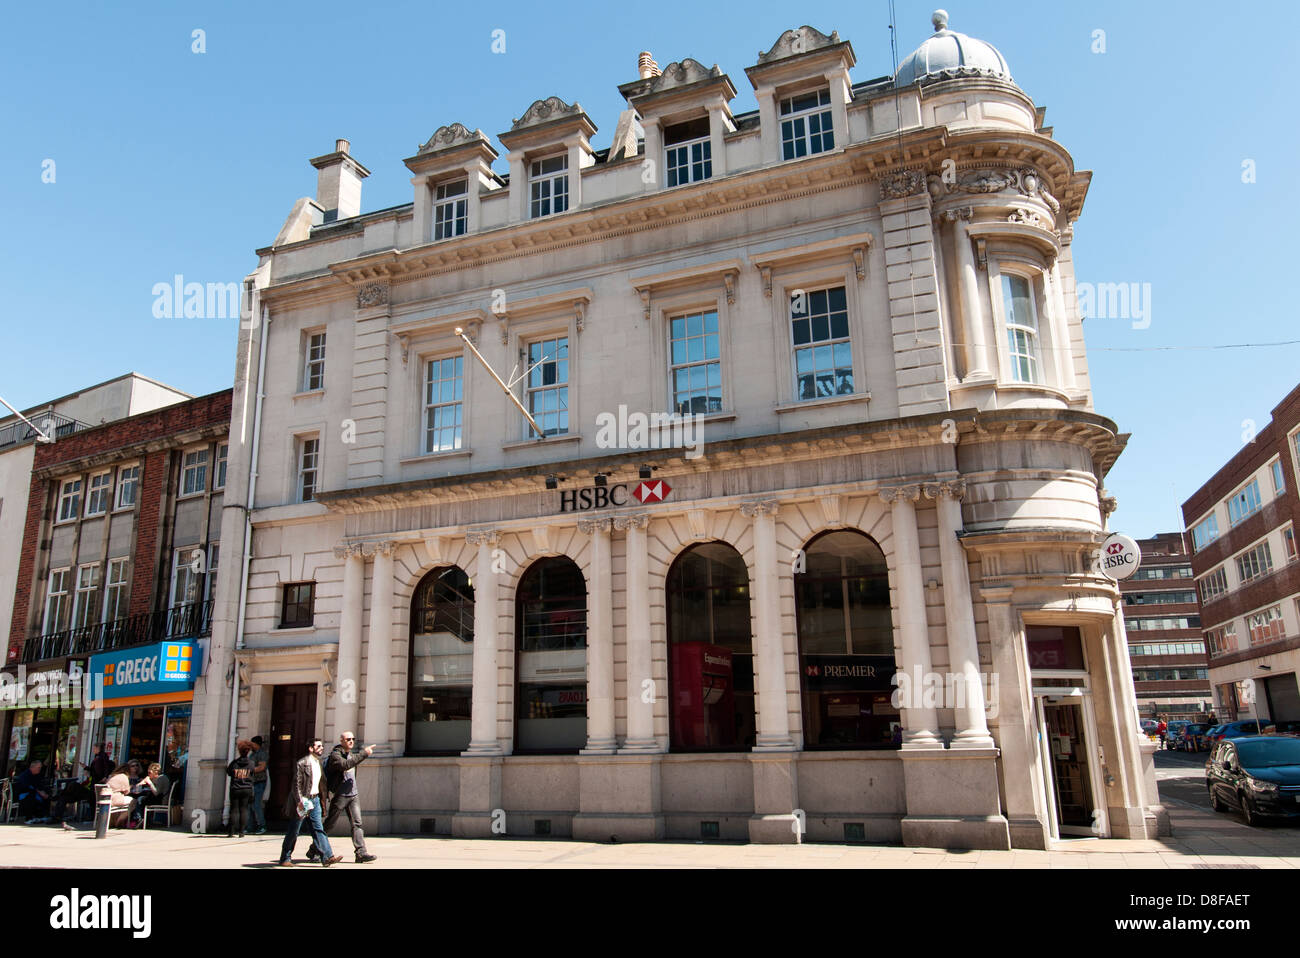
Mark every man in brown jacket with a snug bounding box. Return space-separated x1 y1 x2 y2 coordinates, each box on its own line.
276 738 341 866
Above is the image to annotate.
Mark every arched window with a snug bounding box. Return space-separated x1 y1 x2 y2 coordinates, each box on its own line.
667 542 755 751
795 530 899 749
515 557 587 753
407 567 473 754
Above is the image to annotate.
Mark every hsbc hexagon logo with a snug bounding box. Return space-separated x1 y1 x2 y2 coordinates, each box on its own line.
1106 542 1124 555
633 480 672 504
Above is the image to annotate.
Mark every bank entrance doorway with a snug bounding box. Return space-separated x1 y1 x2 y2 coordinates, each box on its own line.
267 684 317 822
1032 685 1106 839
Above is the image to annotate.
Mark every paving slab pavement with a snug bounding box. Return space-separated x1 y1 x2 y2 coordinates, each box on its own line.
0 800 1297 868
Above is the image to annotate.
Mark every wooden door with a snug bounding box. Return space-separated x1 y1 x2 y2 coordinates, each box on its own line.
266 684 317 821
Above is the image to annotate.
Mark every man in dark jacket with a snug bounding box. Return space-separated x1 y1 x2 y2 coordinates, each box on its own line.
14 760 51 823
276 738 340 867
307 731 376 864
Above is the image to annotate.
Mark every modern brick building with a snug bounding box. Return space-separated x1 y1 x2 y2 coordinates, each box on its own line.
191 12 1166 850
1182 382 1300 725
2 389 232 797
1117 533 1209 720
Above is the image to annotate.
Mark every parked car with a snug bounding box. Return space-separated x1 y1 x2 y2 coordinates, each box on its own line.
1273 720 1300 736
1218 719 1278 741
1203 725 1226 747
1177 723 1211 752
1140 719 1160 736
1165 720 1190 749
1206 736 1300 825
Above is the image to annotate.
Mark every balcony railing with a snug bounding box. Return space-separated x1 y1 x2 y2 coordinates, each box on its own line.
23 600 213 664
0 410 88 450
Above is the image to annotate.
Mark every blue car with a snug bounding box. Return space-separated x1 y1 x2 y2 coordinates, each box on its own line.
1206 736 1300 825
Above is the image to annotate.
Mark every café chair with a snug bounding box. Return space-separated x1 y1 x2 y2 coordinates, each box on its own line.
141 782 177 831
0 781 16 823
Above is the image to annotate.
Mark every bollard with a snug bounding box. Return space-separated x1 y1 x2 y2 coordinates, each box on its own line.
94 784 111 839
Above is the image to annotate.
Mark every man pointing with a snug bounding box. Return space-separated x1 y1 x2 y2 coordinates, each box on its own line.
308 731 377 864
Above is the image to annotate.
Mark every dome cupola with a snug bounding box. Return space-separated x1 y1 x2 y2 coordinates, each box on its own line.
894 10 1013 88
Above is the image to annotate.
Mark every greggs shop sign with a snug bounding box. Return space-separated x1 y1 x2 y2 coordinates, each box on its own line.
88 641 203 701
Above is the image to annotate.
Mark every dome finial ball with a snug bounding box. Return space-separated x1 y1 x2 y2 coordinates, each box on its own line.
932 9 949 32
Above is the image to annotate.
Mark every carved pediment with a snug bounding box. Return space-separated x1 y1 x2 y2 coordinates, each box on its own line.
418 122 486 155
756 25 842 64
647 57 722 92
511 96 584 131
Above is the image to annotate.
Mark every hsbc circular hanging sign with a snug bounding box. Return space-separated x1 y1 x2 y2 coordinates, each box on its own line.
1098 533 1141 580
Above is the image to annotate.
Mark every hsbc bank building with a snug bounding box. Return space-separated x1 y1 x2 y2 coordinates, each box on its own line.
188 13 1167 849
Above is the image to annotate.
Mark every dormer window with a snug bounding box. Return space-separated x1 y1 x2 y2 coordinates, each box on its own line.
529 154 569 218
779 88 834 160
433 179 468 240
664 117 712 186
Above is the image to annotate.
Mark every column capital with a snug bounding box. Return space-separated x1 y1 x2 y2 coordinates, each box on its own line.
359 539 397 558
879 483 922 505
332 542 365 560
577 517 613 535
740 498 779 518
612 513 650 532
466 528 501 547
922 478 967 501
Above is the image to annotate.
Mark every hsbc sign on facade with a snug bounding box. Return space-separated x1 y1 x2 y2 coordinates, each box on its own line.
558 480 673 513
1097 533 1141 580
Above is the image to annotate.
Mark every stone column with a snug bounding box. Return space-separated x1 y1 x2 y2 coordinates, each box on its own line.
923 480 994 748
362 540 395 752
410 175 431 244
578 517 615 753
333 543 365 739
742 499 793 750
982 585 1050 848
879 485 942 748
465 529 503 755
949 211 990 380
616 514 656 751
507 155 525 224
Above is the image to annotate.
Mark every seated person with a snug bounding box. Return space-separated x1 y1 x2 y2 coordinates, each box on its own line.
51 771 96 824
14 760 51 824
104 764 136 827
128 764 171 827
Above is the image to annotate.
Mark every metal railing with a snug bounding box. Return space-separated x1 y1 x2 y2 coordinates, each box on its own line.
22 600 213 664
0 410 87 450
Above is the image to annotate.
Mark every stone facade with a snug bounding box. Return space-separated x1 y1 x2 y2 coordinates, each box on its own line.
189 16 1165 848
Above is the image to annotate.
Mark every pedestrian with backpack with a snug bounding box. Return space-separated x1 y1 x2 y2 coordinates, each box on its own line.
226 739 256 838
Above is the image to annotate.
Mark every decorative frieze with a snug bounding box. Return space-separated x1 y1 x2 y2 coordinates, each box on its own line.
879 170 927 199
356 283 390 308
465 528 500 547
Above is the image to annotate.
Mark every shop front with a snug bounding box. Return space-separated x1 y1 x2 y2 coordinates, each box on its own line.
1 658 92 779
86 641 202 805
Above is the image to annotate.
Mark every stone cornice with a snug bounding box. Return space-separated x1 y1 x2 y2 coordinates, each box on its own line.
33 422 229 481
313 408 1124 515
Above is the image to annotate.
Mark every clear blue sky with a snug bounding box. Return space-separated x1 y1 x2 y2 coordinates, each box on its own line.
2 0 1296 539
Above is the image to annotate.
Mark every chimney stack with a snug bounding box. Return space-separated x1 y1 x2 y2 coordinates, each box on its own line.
638 51 660 79
309 138 371 223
